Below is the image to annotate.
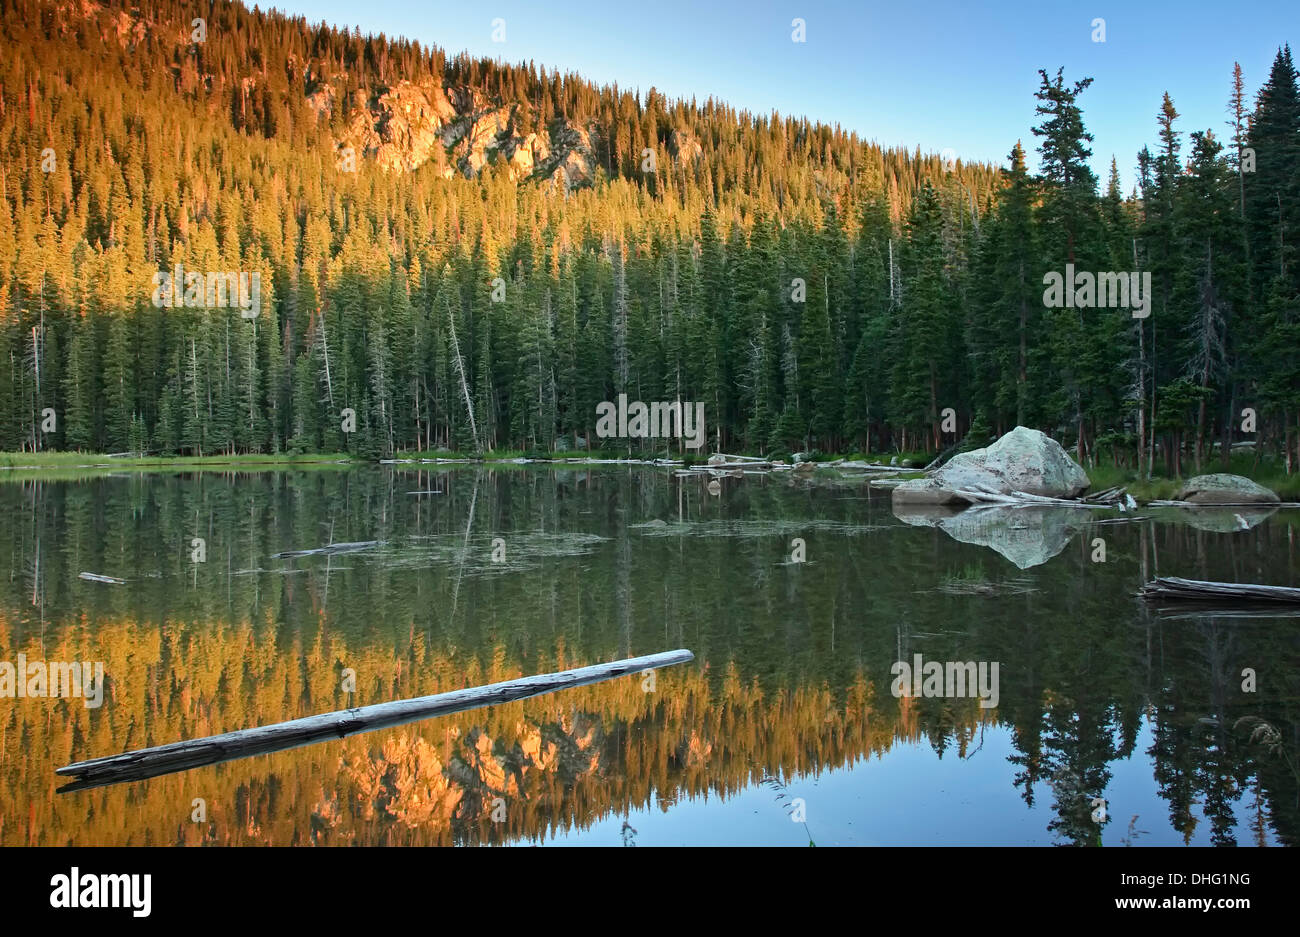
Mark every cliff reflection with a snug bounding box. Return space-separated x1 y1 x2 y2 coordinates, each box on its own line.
0 467 1296 845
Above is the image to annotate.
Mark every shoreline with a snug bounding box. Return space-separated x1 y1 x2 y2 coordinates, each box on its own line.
2 450 1297 502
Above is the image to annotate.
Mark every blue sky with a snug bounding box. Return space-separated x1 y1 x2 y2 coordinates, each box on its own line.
267 1 1296 193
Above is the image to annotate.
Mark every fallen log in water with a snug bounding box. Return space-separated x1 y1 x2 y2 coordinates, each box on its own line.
1139 577 1300 604
1081 486 1127 504
270 540 380 558
56 648 694 792
78 572 125 584
1150 605 1300 621
950 487 1112 509
839 462 924 473
1147 499 1300 508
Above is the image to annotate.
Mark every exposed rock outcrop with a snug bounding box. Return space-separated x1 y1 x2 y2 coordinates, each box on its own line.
668 129 703 165
326 79 598 189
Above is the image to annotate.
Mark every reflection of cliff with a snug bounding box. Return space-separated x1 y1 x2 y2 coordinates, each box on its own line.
2 471 1299 846
0 616 907 845
4 608 1293 846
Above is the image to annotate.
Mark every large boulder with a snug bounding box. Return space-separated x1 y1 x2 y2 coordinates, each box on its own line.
1176 473 1279 504
891 426 1089 506
942 426 1090 497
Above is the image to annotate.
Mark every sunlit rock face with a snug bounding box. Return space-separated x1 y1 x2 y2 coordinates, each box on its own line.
1176 474 1280 504
892 426 1090 507
893 504 1084 569
668 129 703 164
327 80 596 189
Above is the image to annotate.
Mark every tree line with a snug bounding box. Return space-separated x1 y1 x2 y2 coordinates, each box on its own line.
0 0 1296 474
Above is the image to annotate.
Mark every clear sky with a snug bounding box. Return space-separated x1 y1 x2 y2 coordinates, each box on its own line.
265 0 1296 193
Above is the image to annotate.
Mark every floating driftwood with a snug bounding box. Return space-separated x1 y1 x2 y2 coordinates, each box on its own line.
1139 577 1300 604
949 486 1112 509
1150 605 1300 621
1147 499 1300 508
405 489 443 496
1081 486 1129 505
270 540 380 558
78 572 125 584
673 458 922 477
56 648 694 792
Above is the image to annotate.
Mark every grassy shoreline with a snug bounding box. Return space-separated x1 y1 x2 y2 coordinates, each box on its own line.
3 449 1297 499
0 451 355 469
0 451 359 481
1084 459 1300 501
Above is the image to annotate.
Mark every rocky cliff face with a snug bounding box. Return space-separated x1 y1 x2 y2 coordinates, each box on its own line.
58 0 601 189
325 78 599 189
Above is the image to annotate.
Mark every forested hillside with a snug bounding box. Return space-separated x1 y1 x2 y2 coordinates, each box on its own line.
0 0 1296 473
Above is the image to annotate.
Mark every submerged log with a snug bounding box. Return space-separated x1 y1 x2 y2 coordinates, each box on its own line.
57 648 694 792
1139 577 1300 604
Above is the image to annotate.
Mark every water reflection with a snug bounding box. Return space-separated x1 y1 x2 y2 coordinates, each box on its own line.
0 467 1296 846
1174 506 1279 533
893 503 1086 569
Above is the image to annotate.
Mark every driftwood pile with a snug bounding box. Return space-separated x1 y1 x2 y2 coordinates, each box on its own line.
1139 577 1300 604
270 540 380 559
946 483 1132 510
78 572 125 584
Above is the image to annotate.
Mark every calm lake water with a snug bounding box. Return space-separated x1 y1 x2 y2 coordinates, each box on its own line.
1 465 1297 846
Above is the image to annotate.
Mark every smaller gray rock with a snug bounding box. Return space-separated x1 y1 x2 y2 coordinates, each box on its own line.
1176 473 1279 504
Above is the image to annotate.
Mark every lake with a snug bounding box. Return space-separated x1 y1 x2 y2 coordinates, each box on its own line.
1 465 1296 846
